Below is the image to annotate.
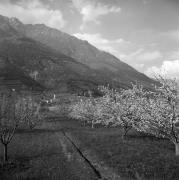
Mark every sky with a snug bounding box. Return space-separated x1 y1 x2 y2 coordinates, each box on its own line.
0 0 179 78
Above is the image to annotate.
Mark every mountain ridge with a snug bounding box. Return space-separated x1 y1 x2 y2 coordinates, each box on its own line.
0 14 156 93
22 21 154 87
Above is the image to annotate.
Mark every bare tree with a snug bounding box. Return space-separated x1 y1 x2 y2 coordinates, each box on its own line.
0 91 41 163
0 91 22 162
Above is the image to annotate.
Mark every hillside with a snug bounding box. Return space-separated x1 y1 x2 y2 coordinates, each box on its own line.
0 16 109 93
0 59 44 92
22 23 155 88
0 15 156 93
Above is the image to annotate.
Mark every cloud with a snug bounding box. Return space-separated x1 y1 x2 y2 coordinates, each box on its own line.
145 60 179 78
0 0 66 29
123 49 162 65
142 0 154 5
136 50 162 62
160 30 179 43
117 48 163 72
168 50 179 60
72 0 121 29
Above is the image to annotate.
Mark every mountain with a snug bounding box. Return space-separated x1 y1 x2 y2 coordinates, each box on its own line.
22 23 155 88
0 15 155 94
0 15 112 94
0 37 103 94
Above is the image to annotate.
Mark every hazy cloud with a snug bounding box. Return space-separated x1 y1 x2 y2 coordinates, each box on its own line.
0 0 66 29
160 30 179 43
136 50 162 62
72 0 121 30
116 48 163 73
169 51 179 60
123 49 163 64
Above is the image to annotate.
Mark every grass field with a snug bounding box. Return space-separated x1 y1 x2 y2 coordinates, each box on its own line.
0 111 179 180
58 117 179 180
0 118 97 180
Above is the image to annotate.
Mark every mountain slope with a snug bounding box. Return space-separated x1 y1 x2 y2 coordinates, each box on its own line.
0 15 156 93
0 15 117 93
22 23 154 88
0 60 44 92
0 37 105 93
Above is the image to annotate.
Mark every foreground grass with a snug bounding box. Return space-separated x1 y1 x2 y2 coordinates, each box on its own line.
1 113 179 180
0 120 97 180
59 118 179 180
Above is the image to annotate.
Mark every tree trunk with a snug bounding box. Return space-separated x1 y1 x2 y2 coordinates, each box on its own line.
121 134 125 140
124 129 128 137
3 144 8 163
123 127 129 139
91 121 94 128
175 143 179 156
122 131 127 140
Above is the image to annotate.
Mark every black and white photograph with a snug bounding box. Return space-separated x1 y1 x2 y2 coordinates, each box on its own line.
0 0 179 179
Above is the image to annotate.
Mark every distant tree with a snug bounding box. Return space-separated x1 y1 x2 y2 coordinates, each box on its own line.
23 96 42 130
70 97 102 128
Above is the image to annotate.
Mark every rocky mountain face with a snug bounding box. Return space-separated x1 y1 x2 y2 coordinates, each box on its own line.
0 15 155 93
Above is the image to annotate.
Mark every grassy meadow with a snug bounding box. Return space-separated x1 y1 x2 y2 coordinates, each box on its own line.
0 116 97 180
58 117 179 180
